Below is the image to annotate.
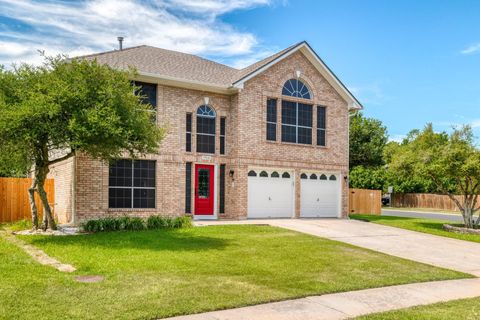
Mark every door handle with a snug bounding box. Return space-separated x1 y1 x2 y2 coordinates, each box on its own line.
268 197 271 201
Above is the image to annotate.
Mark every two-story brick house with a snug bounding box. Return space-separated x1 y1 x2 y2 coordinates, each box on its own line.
49 41 362 224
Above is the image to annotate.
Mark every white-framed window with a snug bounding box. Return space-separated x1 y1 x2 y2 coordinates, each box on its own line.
196 105 216 154
108 159 156 208
282 79 311 99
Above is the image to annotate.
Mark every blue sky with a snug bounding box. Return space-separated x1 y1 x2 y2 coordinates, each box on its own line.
1 0 479 141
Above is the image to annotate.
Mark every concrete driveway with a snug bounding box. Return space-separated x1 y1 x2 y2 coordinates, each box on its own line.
382 208 464 222
196 219 480 276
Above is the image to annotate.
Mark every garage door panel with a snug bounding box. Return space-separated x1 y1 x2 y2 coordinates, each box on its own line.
248 171 293 218
300 174 340 218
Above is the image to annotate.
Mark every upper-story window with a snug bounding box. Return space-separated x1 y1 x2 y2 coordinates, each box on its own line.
196 105 216 154
134 81 157 122
281 100 312 144
282 79 311 99
134 81 157 108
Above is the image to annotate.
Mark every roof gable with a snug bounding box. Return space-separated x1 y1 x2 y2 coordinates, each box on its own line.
232 41 362 110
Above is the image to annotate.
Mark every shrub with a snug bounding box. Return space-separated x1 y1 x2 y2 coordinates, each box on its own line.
83 219 103 232
147 215 168 229
173 216 193 228
83 215 192 233
125 217 145 231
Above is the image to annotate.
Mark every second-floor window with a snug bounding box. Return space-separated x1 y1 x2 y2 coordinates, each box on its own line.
266 99 277 141
134 81 157 109
220 117 226 155
281 100 313 144
134 81 157 122
186 113 192 152
317 106 326 146
196 105 216 154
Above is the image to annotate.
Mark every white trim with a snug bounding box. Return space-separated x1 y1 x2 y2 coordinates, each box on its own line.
233 42 363 110
136 72 236 95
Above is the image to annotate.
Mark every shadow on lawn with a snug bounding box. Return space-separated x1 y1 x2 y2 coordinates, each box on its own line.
25 230 231 252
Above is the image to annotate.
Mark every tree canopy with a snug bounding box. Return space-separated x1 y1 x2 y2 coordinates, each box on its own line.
349 112 388 168
388 124 480 227
0 56 165 230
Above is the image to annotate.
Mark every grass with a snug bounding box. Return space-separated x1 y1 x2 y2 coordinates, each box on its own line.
0 219 31 231
0 225 470 320
350 214 480 243
357 297 480 319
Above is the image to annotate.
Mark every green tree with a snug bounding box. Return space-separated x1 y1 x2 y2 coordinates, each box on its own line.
0 57 165 230
349 165 386 190
349 112 388 168
383 141 436 193
389 124 480 228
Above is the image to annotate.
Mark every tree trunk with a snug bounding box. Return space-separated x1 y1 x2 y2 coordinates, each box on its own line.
461 197 475 229
37 165 56 231
28 170 39 230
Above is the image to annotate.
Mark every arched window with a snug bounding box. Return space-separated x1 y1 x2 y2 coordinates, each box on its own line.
259 171 268 177
196 105 216 153
248 170 257 177
271 171 280 178
319 174 327 180
329 175 337 181
282 172 291 178
280 79 313 145
310 173 317 180
300 173 308 179
282 79 311 99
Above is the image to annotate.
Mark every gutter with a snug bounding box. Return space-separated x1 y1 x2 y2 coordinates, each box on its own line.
137 71 238 95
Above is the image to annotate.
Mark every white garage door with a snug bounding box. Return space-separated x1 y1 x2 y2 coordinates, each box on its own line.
248 169 294 218
300 173 340 218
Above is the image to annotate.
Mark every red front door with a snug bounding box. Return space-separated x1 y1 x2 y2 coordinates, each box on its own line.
194 164 214 215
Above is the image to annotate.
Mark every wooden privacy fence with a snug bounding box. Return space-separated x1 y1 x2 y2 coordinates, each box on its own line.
349 188 382 215
0 177 54 223
391 193 478 211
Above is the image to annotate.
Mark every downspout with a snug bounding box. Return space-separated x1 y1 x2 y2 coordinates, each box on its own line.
346 107 358 219
70 155 77 225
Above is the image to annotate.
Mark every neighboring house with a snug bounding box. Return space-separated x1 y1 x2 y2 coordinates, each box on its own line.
49 41 362 224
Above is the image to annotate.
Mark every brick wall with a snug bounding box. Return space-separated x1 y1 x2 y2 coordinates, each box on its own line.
47 157 73 224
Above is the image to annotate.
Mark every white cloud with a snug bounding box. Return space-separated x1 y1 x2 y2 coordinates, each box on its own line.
461 43 480 55
349 81 389 106
0 0 274 67
389 134 407 143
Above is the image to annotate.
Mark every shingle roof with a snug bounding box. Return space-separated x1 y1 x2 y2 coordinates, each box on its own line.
79 43 304 87
78 41 362 109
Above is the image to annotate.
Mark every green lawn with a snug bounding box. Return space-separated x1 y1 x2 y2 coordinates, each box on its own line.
357 297 480 320
0 225 470 320
350 214 480 243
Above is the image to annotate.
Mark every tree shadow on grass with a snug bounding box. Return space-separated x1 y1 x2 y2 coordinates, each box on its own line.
24 230 231 252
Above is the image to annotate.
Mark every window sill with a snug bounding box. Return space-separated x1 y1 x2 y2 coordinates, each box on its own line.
265 139 329 149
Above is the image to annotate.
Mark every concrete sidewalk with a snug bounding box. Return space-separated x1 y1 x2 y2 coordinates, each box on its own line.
167 278 480 320
196 219 480 276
